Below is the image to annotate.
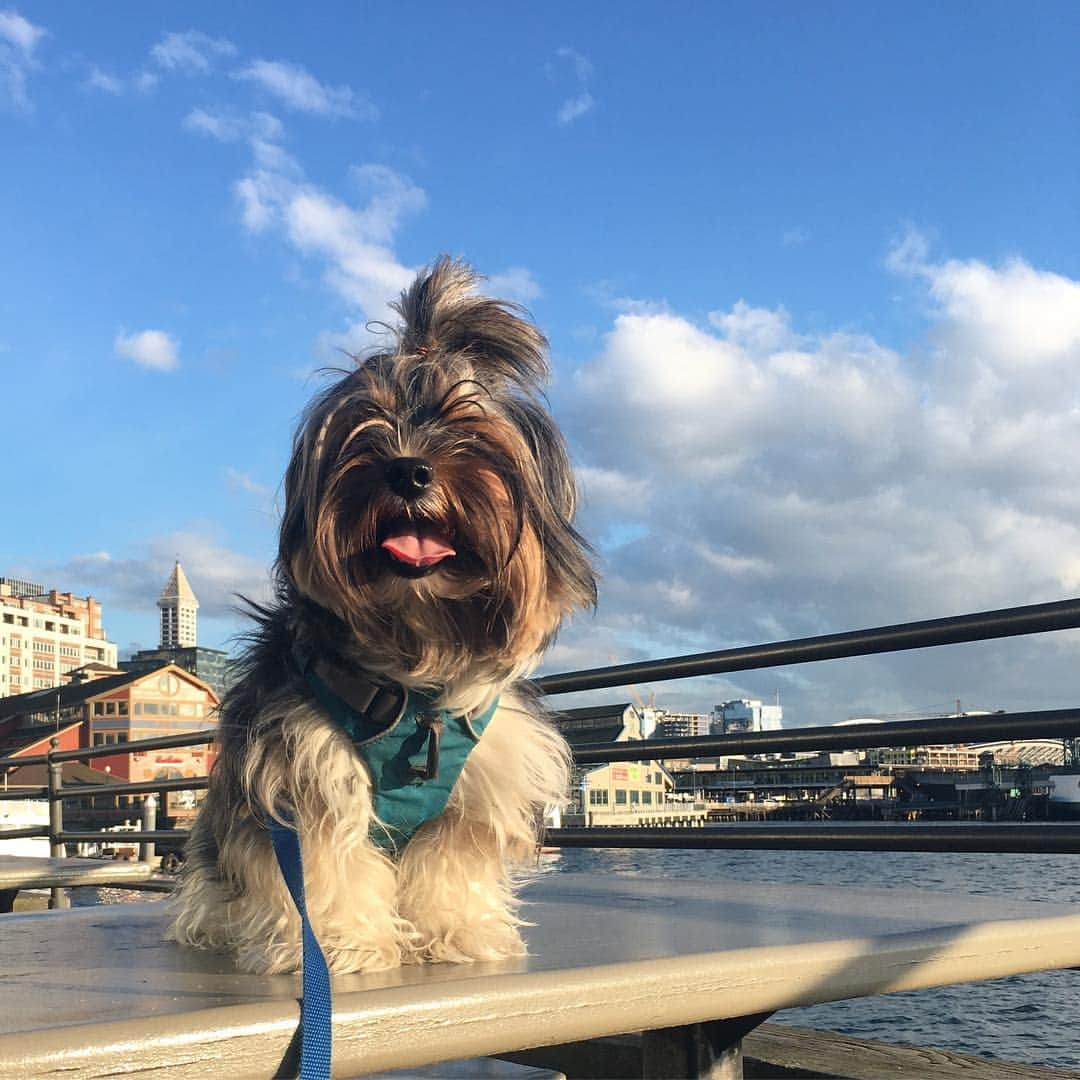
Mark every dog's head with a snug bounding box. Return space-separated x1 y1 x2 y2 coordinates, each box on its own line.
279 257 596 691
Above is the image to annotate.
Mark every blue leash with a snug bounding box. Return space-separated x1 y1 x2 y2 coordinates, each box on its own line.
270 818 333 1080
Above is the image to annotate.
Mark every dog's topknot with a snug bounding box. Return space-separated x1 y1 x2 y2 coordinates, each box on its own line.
390 256 549 387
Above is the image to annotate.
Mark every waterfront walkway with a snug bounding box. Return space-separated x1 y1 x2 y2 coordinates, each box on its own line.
1 873 1080 1077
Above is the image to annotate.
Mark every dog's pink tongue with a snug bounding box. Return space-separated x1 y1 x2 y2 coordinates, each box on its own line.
381 529 456 567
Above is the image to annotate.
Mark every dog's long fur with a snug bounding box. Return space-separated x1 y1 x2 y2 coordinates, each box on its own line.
170 258 596 973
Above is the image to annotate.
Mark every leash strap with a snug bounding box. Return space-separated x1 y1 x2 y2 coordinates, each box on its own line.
270 818 333 1080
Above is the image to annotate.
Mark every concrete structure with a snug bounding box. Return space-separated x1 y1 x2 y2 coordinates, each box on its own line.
0 578 118 695
158 561 199 649
712 698 783 735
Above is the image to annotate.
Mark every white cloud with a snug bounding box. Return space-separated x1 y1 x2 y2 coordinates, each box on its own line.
557 91 595 126
85 66 123 95
557 244 1080 725
0 7 45 111
64 530 272 620
115 329 180 372
184 107 283 144
229 144 423 316
552 46 595 125
233 59 377 120
150 30 236 74
485 267 542 304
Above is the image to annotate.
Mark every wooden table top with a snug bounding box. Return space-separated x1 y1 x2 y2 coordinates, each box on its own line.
0 854 152 890
1 873 1078 1078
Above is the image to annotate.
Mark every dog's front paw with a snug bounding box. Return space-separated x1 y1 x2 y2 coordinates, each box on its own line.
410 914 527 964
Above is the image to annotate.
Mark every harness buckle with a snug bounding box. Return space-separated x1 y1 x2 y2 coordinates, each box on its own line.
410 711 444 781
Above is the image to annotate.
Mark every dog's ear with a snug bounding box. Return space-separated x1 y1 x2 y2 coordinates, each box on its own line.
392 256 549 388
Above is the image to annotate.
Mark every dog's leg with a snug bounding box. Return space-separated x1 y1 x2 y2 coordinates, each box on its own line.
173 702 415 974
396 699 569 963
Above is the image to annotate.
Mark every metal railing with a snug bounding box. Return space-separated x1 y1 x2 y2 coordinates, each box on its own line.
2 596 1080 904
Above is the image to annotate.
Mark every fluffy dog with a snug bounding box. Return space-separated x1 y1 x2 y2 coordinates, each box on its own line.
171 258 596 974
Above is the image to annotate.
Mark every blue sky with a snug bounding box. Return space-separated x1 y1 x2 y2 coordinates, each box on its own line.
3 3 1080 725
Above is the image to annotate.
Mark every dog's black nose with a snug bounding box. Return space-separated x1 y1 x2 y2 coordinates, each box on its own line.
385 457 434 499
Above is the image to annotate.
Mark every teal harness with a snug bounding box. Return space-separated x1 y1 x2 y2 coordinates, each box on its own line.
270 652 499 1077
294 651 498 854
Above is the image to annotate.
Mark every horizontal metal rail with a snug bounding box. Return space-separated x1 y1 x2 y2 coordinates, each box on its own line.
546 824 1080 854
0 787 48 801
59 830 188 844
58 776 210 800
534 597 1080 695
56 824 1080 855
0 826 49 840
49 728 216 764
0 751 47 769
569 707 1080 765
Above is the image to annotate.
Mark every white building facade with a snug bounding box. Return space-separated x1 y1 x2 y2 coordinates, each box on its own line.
0 579 118 694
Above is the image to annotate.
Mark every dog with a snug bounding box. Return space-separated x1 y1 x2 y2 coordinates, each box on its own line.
170 257 596 975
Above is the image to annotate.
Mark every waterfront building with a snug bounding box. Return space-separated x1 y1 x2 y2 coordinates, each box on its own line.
555 703 706 824
579 760 679 826
122 646 232 699
0 662 218 785
0 578 118 695
711 698 783 735
869 744 983 770
556 702 644 744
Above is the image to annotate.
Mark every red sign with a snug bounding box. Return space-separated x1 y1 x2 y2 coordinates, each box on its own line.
611 767 628 781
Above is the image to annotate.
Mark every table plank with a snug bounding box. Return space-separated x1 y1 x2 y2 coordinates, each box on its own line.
0 874 1078 1078
0 855 152 890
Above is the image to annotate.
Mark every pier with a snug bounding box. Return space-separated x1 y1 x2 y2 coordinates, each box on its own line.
3 598 1080 1077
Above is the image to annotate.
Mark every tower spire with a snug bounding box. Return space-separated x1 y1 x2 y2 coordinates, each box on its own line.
158 560 199 648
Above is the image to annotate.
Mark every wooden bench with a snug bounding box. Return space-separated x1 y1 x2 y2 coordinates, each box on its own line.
1 873 1078 1078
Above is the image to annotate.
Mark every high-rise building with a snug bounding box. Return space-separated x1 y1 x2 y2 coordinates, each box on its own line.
711 698 784 735
0 578 118 695
123 561 233 698
158 561 198 649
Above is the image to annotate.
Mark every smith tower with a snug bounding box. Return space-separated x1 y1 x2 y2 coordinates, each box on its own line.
158 560 199 648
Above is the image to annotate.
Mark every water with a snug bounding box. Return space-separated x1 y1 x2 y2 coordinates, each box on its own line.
543 847 1080 1070
71 850 1080 1069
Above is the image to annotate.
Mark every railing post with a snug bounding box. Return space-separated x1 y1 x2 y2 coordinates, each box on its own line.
139 795 157 865
47 736 68 910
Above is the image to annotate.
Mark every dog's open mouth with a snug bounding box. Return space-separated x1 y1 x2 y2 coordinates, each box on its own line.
380 521 456 573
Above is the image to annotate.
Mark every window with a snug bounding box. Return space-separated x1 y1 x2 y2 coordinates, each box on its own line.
630 791 640 804
615 790 627 805
93 702 104 715
105 702 116 715
118 701 128 716
642 791 652 804
588 789 609 805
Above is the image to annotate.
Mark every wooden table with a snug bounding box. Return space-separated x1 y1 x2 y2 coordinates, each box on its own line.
0 855 152 911
0 873 1078 1078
